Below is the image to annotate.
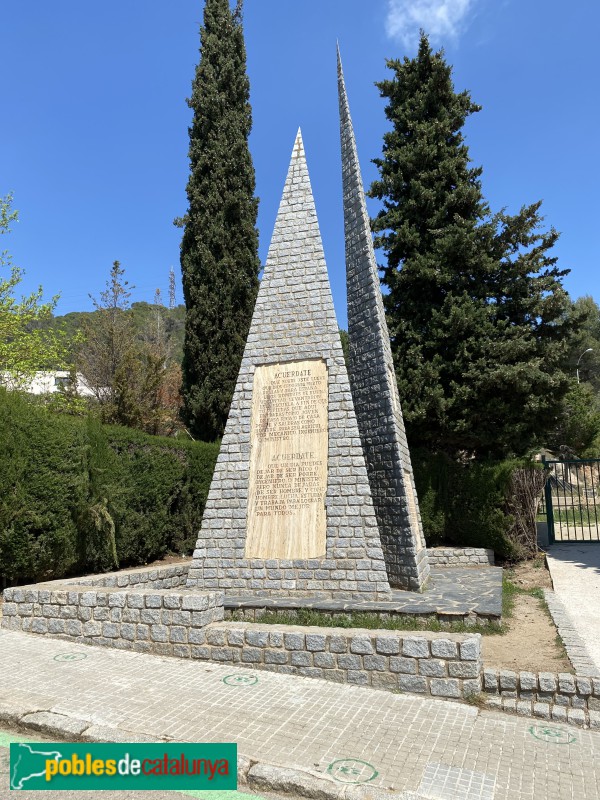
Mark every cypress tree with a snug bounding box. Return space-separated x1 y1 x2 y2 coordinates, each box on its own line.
369 33 579 460
178 0 259 441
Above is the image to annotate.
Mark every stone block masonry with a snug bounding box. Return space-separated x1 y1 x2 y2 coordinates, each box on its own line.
2 570 481 702
483 667 600 728
186 130 392 601
56 562 190 590
2 583 223 657
338 48 429 592
175 622 483 700
4 569 600 727
427 548 494 567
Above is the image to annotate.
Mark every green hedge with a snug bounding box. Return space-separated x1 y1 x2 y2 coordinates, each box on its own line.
0 387 532 585
0 389 219 586
412 448 523 559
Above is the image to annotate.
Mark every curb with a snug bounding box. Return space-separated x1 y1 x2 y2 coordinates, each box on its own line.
543 589 600 678
0 702 421 800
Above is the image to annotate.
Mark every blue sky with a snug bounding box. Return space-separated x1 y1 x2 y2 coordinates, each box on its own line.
1 0 598 329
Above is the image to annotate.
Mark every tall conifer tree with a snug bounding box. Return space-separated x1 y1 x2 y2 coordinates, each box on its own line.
178 0 259 440
370 33 579 460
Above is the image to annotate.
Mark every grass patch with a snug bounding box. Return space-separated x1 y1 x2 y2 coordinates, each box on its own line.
502 572 547 619
529 589 565 653
528 587 545 601
554 634 569 662
502 573 520 619
463 691 488 709
229 608 502 636
552 506 600 525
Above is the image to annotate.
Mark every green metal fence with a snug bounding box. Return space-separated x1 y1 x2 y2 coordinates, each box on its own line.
542 458 600 543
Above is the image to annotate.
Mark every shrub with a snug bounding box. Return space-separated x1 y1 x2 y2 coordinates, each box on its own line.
412 449 530 559
100 424 218 566
0 388 219 586
0 388 82 583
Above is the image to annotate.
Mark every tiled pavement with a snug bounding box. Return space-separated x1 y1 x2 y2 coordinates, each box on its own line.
0 628 599 798
546 544 600 675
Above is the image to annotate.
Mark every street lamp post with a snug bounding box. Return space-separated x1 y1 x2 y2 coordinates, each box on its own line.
576 348 594 383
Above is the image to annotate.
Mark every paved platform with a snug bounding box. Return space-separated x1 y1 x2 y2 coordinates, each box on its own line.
0 627 599 799
226 567 502 620
546 544 600 674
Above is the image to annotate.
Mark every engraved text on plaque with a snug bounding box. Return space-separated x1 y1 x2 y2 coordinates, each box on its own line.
245 359 328 559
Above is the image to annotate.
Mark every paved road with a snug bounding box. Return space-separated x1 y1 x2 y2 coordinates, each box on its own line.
546 544 600 673
1 627 599 799
553 526 599 542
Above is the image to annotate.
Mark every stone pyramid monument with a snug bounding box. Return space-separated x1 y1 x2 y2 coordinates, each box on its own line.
186 130 392 600
338 47 430 591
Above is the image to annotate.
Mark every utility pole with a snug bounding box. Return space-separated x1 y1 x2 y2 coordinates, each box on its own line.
577 348 594 383
154 288 163 344
168 267 176 310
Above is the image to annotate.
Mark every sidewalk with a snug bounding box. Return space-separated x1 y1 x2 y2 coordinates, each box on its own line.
546 544 600 673
1 627 599 799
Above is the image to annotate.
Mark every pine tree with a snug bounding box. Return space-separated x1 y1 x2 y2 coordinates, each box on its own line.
177 0 260 441
369 33 579 460
78 260 138 416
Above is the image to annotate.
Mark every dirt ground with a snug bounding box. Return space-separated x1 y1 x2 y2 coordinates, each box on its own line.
481 554 573 673
507 555 553 592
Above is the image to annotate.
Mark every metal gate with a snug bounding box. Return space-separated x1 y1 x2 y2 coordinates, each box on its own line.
543 458 600 543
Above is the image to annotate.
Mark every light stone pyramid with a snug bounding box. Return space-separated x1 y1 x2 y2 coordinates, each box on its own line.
338 48 430 591
186 130 392 600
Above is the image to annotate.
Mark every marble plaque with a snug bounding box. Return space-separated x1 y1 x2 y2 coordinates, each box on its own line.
245 359 328 559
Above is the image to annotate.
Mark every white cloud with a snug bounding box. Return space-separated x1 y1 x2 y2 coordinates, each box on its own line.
385 0 477 49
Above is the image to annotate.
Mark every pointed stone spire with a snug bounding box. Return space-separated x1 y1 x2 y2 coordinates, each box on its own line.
187 129 392 600
338 47 430 591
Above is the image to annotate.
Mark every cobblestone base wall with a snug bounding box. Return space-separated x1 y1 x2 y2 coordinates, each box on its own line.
186 623 482 699
5 568 599 727
483 668 600 728
57 563 190 590
2 584 223 657
427 549 494 567
1 586 482 701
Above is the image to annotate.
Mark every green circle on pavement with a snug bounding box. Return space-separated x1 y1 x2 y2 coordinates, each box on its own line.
327 759 378 784
223 674 258 686
53 652 87 662
528 725 576 744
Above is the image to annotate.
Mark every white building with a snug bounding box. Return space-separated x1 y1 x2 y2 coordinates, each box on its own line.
0 370 96 397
